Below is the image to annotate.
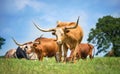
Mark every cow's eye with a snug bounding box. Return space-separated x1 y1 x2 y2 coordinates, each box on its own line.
25 46 28 48
52 32 55 35
65 29 70 33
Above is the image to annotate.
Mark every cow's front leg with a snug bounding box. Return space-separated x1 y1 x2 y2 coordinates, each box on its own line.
63 43 68 62
38 54 43 61
55 44 62 62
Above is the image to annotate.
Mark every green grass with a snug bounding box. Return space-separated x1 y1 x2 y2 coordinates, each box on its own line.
0 57 120 74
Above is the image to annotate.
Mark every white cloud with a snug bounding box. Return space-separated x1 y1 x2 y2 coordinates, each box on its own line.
14 0 30 10
28 0 46 11
6 0 47 12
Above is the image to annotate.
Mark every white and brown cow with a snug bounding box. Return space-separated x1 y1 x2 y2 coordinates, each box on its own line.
33 17 83 63
11 38 38 60
4 49 16 58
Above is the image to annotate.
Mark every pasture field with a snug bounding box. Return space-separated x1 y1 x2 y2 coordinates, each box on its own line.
0 57 120 74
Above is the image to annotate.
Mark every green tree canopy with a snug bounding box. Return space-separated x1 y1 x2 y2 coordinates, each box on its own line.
87 15 120 56
0 36 5 49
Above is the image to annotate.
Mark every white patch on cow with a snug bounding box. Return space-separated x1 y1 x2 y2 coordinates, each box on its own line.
67 49 71 57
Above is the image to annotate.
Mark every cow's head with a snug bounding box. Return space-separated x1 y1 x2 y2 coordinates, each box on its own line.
12 38 39 59
12 38 34 53
33 17 79 45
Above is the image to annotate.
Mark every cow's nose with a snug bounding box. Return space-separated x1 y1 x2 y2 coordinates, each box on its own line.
57 41 62 44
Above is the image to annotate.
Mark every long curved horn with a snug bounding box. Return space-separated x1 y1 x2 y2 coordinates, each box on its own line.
11 37 23 46
33 22 55 32
65 16 80 29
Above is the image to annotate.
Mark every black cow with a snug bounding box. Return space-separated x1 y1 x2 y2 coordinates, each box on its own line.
16 47 29 59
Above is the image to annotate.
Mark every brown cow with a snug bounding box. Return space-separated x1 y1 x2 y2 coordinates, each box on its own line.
4 49 16 58
26 36 59 61
104 50 115 57
33 17 83 63
66 43 94 62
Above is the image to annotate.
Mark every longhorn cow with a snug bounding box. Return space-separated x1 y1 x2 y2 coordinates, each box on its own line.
33 17 83 63
12 38 38 60
26 36 59 61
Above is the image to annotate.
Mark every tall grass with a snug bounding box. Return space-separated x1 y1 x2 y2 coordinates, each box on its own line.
0 57 120 74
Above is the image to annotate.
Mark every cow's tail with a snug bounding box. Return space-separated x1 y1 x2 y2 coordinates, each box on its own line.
88 43 95 58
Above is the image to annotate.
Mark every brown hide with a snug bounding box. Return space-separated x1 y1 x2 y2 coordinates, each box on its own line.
33 17 83 63
56 21 83 62
56 22 83 46
66 43 94 62
30 37 59 61
5 49 16 58
105 50 114 57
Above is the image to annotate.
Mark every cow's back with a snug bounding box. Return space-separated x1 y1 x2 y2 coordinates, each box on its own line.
5 49 16 58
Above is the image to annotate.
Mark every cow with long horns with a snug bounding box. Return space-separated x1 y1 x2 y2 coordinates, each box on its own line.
12 38 38 60
26 36 59 61
33 17 83 63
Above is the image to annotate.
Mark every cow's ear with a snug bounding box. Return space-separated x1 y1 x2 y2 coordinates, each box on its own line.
34 41 40 44
37 41 41 44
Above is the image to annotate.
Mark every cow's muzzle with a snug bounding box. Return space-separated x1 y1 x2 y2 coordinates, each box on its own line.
57 40 62 45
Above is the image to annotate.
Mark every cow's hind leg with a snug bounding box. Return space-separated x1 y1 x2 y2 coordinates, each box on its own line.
89 49 93 59
72 43 79 63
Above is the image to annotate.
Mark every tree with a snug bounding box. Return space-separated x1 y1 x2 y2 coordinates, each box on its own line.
0 36 5 49
87 15 120 56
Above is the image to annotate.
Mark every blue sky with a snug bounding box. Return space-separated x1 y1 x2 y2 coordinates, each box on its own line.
0 0 120 56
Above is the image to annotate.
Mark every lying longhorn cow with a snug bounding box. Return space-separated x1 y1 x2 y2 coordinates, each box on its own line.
26 36 59 61
33 17 83 63
12 38 38 60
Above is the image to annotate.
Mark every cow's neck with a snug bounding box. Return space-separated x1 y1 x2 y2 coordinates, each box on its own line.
64 35 77 49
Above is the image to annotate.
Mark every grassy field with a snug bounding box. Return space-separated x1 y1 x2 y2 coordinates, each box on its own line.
0 57 120 74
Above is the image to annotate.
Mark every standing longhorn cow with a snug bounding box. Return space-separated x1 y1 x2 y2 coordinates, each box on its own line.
33 17 83 63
